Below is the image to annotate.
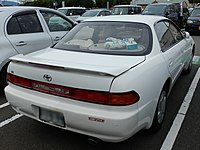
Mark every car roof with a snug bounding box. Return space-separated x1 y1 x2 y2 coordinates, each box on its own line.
149 3 176 6
87 8 110 11
114 5 141 7
0 6 54 12
84 14 166 25
193 6 200 9
58 7 86 10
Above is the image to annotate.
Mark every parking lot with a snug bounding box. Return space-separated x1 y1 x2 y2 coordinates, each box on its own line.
0 35 199 150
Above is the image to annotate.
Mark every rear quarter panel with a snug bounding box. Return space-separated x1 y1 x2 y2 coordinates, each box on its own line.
110 53 170 128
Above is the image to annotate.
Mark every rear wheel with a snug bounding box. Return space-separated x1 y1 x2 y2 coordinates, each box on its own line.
0 64 8 93
183 48 194 74
150 88 167 131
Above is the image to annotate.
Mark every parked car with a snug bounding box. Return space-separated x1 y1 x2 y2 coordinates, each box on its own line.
57 7 86 21
188 7 194 15
76 9 111 23
186 7 200 34
142 3 189 28
5 15 195 143
111 5 142 15
0 6 76 91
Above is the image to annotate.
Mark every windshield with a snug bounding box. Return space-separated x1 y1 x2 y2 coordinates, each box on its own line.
190 8 200 17
54 21 152 55
82 10 99 17
58 9 69 15
112 7 130 15
142 5 166 15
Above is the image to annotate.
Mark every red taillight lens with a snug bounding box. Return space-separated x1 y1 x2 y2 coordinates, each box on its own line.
7 73 139 106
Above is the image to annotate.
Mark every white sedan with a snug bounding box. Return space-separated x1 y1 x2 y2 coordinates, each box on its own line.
5 15 195 142
0 6 76 91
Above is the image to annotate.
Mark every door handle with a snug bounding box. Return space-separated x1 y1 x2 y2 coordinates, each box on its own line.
54 37 61 41
16 41 27 46
169 61 173 67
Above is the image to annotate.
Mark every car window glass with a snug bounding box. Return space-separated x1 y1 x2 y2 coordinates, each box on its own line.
71 9 85 15
8 13 43 34
7 17 21 34
166 22 183 42
166 6 170 14
99 11 106 16
190 8 200 17
41 12 73 32
105 11 111 15
55 22 152 55
155 21 175 51
170 5 175 13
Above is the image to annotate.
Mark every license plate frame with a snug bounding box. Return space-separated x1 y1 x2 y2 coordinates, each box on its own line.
39 108 65 127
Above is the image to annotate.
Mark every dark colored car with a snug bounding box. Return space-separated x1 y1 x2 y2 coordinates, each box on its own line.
111 5 142 15
186 7 200 34
142 3 189 28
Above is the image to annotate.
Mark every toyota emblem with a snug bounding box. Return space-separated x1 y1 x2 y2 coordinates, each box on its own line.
43 74 52 82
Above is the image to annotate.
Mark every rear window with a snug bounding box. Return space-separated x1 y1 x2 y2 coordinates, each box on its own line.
54 21 152 55
190 8 200 17
112 6 141 15
142 5 166 15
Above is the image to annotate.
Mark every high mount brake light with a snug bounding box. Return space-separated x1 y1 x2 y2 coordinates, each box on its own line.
7 73 140 106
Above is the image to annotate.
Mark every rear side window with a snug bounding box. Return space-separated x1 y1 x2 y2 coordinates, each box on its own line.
155 21 179 51
7 17 21 34
41 11 73 32
69 9 86 15
7 13 43 35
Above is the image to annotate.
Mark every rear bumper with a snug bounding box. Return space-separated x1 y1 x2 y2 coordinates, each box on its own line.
5 84 140 142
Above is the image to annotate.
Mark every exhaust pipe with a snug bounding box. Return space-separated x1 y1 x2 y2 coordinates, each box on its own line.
87 137 100 145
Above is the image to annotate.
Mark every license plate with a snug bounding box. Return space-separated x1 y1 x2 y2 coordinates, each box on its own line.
39 108 65 127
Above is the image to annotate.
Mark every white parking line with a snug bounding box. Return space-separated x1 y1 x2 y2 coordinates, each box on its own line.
160 68 200 150
0 114 23 128
0 102 23 128
0 102 10 109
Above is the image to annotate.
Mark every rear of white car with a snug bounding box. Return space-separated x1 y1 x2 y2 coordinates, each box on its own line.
5 49 145 142
5 15 194 142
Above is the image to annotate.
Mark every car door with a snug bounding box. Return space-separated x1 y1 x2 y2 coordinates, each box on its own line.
155 20 186 82
5 10 52 55
39 10 74 45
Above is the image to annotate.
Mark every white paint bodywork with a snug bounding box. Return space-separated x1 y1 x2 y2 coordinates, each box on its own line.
0 6 74 72
5 15 195 142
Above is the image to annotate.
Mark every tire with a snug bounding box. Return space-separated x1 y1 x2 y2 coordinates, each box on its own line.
0 64 8 93
183 56 193 74
185 59 192 74
150 88 167 132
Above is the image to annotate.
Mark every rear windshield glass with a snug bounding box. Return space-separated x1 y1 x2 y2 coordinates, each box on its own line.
190 8 200 17
54 21 152 55
142 5 166 15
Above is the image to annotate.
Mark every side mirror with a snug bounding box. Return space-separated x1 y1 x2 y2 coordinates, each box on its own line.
185 31 190 38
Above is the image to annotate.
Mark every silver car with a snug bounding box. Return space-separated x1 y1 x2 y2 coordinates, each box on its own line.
0 6 76 91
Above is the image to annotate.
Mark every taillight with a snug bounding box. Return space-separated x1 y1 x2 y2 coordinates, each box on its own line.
7 73 139 106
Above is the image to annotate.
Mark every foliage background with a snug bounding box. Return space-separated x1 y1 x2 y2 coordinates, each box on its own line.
24 0 200 8
24 0 132 9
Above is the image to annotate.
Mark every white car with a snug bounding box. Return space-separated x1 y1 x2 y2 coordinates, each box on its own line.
5 15 195 142
57 7 86 21
0 6 76 91
75 9 111 23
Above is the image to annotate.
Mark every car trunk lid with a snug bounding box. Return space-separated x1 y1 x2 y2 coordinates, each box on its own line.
8 48 145 91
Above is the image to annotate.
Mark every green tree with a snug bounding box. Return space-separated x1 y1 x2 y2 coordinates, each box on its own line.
64 0 94 8
24 0 94 8
189 0 200 3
